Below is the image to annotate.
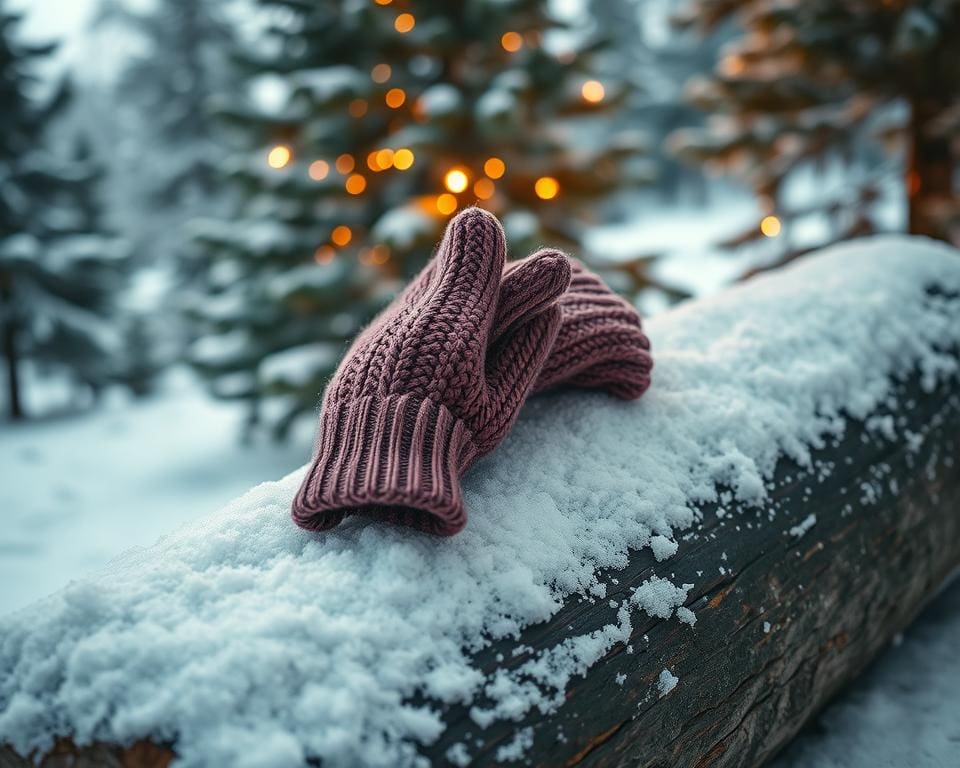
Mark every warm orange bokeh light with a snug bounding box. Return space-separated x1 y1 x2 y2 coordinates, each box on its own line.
444 168 469 193
348 98 368 117
483 157 506 179
501 31 523 52
335 154 355 174
371 63 392 83
375 148 395 169
581 80 605 103
267 145 291 169
345 174 367 194
367 151 382 171
364 244 391 265
393 148 415 170
331 225 353 246
314 245 335 264
374 0 392 5
760 215 782 237
308 160 329 180
473 178 495 200
385 88 406 108
436 193 458 215
394 13 415 33
534 176 560 200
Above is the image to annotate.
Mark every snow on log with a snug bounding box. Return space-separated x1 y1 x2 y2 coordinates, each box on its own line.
1 236 959 768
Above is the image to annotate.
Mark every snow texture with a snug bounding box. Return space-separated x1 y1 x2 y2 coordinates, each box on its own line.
2 236 960 767
657 669 679 698
788 513 817 539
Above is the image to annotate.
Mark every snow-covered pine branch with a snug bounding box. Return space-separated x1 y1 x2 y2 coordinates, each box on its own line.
1 236 959 768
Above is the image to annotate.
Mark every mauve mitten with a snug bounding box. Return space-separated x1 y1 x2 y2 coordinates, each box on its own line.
292 208 571 536
497 253 653 399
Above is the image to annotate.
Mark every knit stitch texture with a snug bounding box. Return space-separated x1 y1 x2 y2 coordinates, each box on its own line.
501 254 653 399
292 208 571 535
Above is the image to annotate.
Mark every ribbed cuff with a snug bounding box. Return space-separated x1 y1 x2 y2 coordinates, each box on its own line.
292 394 477 536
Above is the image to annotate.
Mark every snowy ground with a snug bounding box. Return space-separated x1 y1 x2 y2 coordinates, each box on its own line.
0 370 310 614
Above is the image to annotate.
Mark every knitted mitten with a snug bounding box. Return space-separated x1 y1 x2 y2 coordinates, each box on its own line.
497 253 652 399
292 208 571 536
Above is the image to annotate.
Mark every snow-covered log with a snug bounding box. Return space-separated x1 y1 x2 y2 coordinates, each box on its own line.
2 237 959 768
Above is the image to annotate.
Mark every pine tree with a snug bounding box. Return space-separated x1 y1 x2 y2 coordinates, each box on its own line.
94 0 239 267
672 0 960 253
190 0 647 438
0 7 128 420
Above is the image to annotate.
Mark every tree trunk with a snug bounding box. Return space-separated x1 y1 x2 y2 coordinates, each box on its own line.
0 275 24 421
907 96 955 242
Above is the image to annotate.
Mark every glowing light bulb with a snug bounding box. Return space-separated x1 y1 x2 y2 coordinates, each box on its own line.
581 80 605 103
369 244 390 265
534 176 559 200
385 88 406 108
760 215 782 237
394 13 415 33
314 245 335 264
345 174 367 194
348 98 368 117
436 193 457 215
392 148 415 170
375 148 395 170
335 154 355 174
501 31 523 52
331 225 353 246
483 157 505 179
444 168 469 193
308 160 329 180
267 145 291 169
473 178 495 200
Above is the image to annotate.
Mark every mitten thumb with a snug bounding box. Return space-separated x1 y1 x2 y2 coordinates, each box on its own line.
491 248 571 343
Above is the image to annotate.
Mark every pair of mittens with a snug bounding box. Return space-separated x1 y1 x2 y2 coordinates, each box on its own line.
292 208 651 536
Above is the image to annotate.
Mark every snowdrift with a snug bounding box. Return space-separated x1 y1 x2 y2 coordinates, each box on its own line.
2 236 959 768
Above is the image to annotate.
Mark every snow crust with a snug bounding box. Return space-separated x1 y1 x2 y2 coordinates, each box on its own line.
2 236 959 767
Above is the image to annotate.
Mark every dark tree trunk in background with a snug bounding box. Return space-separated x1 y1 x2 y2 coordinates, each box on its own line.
907 97 955 242
0 276 24 421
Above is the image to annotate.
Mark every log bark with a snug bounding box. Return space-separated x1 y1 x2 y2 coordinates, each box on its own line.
1 369 958 768
416 370 960 767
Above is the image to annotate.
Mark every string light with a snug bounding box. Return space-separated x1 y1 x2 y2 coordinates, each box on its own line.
366 244 390 265
348 98 368 117
581 80 605 103
534 176 560 200
314 245 335 264
345 174 367 194
335 154 355 174
501 31 523 52
394 13 415 33
436 193 458 215
393 148 415 170
760 215 782 237
371 63 392 83
473 178 495 200
483 157 505 179
385 88 406 108
444 167 469 193
367 151 382 171
308 160 329 180
267 145 291 169
331 225 353 246
375 148 395 169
